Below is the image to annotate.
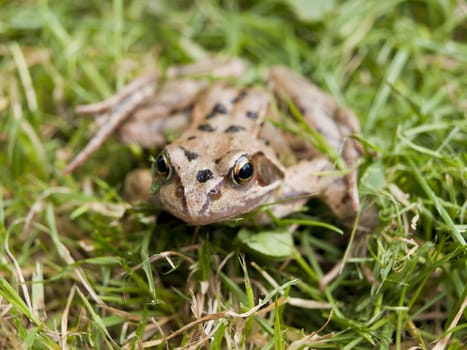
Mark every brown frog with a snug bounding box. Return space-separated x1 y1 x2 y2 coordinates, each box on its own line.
65 58 374 229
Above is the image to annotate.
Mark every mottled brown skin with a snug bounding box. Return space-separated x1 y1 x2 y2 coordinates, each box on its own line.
67 58 374 229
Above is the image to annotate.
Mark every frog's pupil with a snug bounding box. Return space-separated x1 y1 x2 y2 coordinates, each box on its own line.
238 161 253 180
156 155 168 174
231 157 254 185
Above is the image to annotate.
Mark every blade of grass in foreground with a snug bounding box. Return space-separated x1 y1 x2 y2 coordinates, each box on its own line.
408 159 465 246
0 276 41 326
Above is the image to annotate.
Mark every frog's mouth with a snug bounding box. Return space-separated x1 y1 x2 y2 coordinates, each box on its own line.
160 178 277 226
164 194 274 226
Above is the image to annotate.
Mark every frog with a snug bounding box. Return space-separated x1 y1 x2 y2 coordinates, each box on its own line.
65 57 375 230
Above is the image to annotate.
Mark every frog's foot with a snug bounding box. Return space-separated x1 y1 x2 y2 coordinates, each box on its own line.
64 73 159 174
123 168 153 203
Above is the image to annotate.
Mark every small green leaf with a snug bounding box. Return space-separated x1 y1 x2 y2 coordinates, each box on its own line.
237 229 294 260
360 161 386 192
284 0 335 22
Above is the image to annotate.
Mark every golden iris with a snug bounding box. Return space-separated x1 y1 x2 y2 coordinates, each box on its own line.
154 152 172 180
231 155 254 185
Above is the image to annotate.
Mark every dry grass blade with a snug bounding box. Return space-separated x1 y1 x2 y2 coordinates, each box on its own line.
0 1 465 348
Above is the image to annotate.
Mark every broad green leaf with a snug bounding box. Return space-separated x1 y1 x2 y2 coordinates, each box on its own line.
238 229 294 260
360 160 386 192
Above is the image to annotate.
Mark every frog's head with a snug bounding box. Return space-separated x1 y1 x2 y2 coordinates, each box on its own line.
151 133 284 225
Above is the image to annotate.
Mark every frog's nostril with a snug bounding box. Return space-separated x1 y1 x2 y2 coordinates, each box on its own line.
208 188 222 201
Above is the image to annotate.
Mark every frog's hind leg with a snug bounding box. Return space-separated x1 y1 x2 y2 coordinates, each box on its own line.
65 57 249 174
276 157 359 225
274 156 377 231
117 78 207 147
268 66 363 212
64 73 158 174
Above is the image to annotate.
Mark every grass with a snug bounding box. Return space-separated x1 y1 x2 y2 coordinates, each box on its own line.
0 0 466 348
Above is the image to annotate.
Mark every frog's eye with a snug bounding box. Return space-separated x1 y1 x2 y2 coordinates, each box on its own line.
231 155 254 185
154 152 172 180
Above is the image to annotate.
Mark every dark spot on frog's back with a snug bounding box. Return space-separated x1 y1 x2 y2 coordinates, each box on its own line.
197 124 216 132
213 103 228 114
187 135 196 140
231 90 248 103
245 110 258 119
179 146 199 161
205 103 228 119
196 169 214 183
224 125 246 133
259 137 270 146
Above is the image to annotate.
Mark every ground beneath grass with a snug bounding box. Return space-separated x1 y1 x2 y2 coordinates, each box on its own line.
0 1 466 349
